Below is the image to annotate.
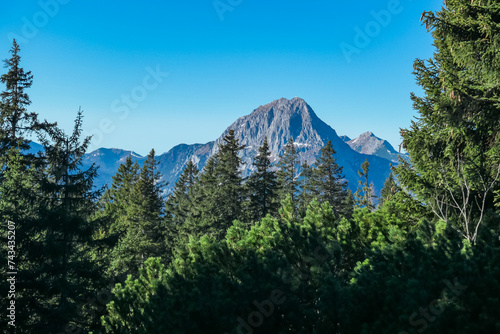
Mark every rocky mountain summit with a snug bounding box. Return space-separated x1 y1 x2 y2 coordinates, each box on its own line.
76 97 396 195
346 131 404 163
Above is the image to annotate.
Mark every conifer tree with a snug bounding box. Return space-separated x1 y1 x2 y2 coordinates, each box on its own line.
395 1 500 243
94 156 140 270
110 149 166 276
246 137 279 221
342 188 355 219
33 110 102 333
0 40 52 154
298 160 315 215
379 172 398 206
277 138 298 204
183 156 218 238
165 160 198 253
101 156 140 233
211 130 245 237
312 140 347 217
354 159 375 210
166 160 198 227
0 148 41 332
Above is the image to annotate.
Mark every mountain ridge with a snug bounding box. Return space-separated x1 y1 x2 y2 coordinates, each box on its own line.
30 98 396 196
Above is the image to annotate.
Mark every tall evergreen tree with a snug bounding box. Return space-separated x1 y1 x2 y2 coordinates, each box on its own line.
395 1 500 243
379 172 398 206
246 137 279 221
184 155 218 238
354 159 375 210
186 131 245 240
0 148 41 332
110 149 166 276
32 110 102 333
166 160 198 227
298 160 315 215
312 140 347 217
101 156 140 233
94 156 140 271
277 138 298 205
211 130 245 237
165 160 198 252
0 40 51 154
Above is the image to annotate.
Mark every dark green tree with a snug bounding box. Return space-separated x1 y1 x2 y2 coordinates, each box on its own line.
277 138 298 205
312 140 347 217
165 160 198 253
33 110 102 333
298 160 315 215
94 156 140 270
379 172 398 206
246 137 279 221
395 1 500 244
183 156 218 238
110 149 166 276
166 160 198 227
196 130 245 239
354 159 375 210
0 40 52 154
342 188 355 220
0 148 41 332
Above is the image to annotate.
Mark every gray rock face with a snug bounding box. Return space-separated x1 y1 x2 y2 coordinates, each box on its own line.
79 97 396 196
347 131 405 163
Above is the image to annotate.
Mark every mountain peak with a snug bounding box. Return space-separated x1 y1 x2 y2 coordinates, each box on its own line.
224 97 335 157
251 97 314 117
347 131 400 162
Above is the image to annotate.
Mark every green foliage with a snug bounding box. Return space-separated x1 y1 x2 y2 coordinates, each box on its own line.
298 160 315 216
354 159 375 210
312 140 347 217
165 159 198 253
0 148 41 331
0 40 52 155
379 171 398 206
110 149 166 277
184 130 245 240
102 199 346 333
102 257 168 334
395 1 500 243
246 137 279 222
277 137 298 205
24 111 103 333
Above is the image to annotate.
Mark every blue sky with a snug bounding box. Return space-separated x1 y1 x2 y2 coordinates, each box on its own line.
1 0 442 155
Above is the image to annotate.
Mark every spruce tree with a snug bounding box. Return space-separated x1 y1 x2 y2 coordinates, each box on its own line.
0 40 52 154
166 160 198 227
211 130 245 237
34 110 102 333
277 138 298 205
298 160 315 215
186 131 245 239
395 1 500 243
110 149 166 276
354 159 375 210
0 148 41 332
246 137 279 221
312 140 347 217
165 160 198 252
379 172 398 206
95 155 140 270
184 155 218 238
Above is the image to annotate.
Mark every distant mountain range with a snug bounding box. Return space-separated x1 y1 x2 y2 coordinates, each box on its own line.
30 97 406 196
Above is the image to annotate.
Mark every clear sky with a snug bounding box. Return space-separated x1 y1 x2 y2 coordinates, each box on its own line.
0 0 443 155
